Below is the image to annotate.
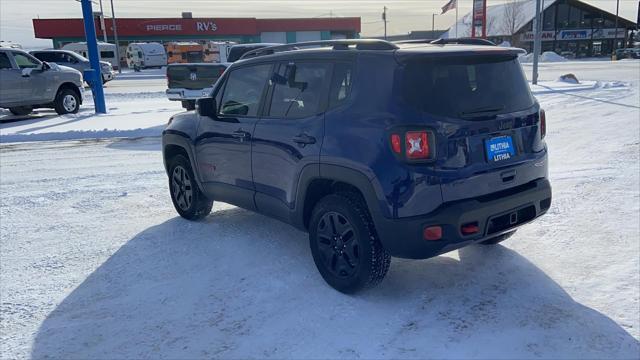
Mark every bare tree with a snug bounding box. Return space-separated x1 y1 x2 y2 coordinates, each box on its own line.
501 0 525 46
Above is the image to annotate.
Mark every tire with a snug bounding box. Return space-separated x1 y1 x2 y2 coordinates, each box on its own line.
167 155 213 221
182 100 196 111
54 88 80 115
9 106 33 116
309 192 391 293
480 230 517 245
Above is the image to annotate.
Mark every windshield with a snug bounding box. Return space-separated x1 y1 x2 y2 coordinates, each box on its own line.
402 55 534 118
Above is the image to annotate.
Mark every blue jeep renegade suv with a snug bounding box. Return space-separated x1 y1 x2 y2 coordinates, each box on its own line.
162 39 552 293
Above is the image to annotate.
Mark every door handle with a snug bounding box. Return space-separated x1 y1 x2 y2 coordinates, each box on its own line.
232 130 250 140
292 133 316 147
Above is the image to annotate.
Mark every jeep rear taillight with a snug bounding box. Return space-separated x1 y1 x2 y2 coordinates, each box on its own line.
390 130 435 161
405 131 430 159
390 134 402 154
540 109 546 139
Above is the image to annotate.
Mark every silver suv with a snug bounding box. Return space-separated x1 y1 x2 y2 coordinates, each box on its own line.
30 50 116 83
0 48 84 116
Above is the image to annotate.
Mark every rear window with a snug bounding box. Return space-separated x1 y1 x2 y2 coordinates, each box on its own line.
402 56 534 118
100 51 115 58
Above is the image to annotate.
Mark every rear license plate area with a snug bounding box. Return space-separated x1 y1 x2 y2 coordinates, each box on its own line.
485 136 515 162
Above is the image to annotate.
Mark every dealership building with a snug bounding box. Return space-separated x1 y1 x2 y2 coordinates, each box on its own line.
444 0 637 58
32 16 361 49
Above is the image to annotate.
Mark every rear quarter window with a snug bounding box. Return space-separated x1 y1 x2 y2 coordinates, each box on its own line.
402 55 534 118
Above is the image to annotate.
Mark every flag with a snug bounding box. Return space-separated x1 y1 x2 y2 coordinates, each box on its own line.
441 0 457 14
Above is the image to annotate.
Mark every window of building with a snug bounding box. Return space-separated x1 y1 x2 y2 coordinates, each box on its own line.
556 3 570 28
268 62 331 119
579 9 592 28
543 6 556 31
219 64 271 117
568 5 581 28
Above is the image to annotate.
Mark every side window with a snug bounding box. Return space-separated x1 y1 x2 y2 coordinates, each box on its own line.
0 53 12 69
138 51 142 58
328 62 354 109
219 64 271 117
100 51 115 58
268 62 331 119
12 52 40 69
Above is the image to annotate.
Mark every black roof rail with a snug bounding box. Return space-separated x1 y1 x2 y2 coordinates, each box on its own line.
240 39 399 60
430 38 497 46
393 39 436 44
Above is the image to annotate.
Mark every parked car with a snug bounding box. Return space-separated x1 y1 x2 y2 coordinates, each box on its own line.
226 43 281 62
203 41 236 63
126 42 167 70
62 41 119 70
615 48 640 60
161 39 552 293
165 63 228 110
0 48 83 115
30 49 116 84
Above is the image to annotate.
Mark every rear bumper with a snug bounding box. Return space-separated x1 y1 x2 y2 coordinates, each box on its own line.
374 178 552 259
102 71 116 82
166 88 213 101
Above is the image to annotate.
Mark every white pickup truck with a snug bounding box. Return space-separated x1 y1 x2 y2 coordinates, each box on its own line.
165 63 229 110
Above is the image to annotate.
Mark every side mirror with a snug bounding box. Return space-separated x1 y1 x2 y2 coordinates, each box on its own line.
41 62 51 70
197 97 217 118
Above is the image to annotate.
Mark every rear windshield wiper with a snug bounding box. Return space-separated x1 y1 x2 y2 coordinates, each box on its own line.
459 105 505 119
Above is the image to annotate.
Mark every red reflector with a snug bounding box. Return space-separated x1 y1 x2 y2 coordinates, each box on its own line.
423 226 442 241
540 109 546 139
405 131 430 159
390 134 402 154
461 223 480 235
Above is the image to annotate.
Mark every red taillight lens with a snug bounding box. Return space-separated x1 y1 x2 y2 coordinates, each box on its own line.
423 226 442 241
390 134 402 154
461 222 480 235
405 131 430 159
540 109 546 139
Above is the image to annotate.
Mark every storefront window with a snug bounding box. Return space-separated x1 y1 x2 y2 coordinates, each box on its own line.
543 6 556 30
580 10 591 28
568 6 581 28
556 3 570 29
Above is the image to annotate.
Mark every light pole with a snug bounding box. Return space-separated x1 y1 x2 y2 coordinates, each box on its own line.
432 13 438 33
613 0 620 57
109 0 122 73
532 0 542 85
382 6 388 40
80 0 107 113
98 0 107 42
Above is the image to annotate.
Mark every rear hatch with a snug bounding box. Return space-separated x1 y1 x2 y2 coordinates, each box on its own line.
167 64 227 90
398 48 546 202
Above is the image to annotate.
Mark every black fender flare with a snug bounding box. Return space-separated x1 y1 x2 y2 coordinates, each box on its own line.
162 131 206 194
291 163 390 230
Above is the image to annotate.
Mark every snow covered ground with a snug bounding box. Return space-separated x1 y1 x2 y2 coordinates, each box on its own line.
1 61 639 359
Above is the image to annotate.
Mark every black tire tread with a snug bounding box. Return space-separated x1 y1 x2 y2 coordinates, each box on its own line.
167 155 213 221
336 191 391 289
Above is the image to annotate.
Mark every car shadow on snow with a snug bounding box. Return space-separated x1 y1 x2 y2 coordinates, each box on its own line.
30 208 639 359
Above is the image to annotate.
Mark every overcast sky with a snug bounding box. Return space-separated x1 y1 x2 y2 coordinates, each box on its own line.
1 0 637 47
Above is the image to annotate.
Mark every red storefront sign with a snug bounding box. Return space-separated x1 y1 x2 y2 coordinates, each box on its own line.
33 17 361 39
471 0 487 38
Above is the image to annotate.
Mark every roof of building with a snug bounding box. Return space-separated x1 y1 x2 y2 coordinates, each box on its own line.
442 0 636 38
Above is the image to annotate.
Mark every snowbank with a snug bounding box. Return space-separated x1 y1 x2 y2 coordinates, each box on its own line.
520 51 568 63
